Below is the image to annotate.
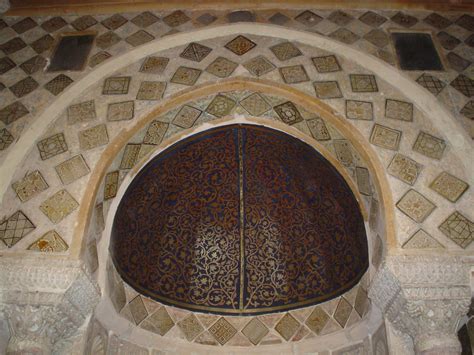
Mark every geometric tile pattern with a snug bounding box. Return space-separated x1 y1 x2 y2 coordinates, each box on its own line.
208 318 237 345
163 10 190 27
333 297 352 327
239 93 271 116
273 101 303 125
416 74 445 95
41 17 68 32
131 11 159 28
96 31 121 50
31 35 54 54
0 38 27 55
44 74 73 96
0 101 29 126
0 211 35 247
178 314 204 341
78 124 109 150
450 75 474 98
143 121 168 145
206 95 236 117
402 229 444 249
140 56 169 74
346 100 373 120
104 171 120 200
103 76 131 95
385 99 413 122
55 155 90 185
37 133 68 160
369 123 401 150
224 35 256 56
387 153 422 186
39 189 79 224
12 17 37 34
136 81 166 101
0 128 14 151
313 81 342 99
205 57 238 78
274 313 300 341
9 77 39 98
279 65 309 84
120 144 141 170
0 57 16 74
107 101 135 121
67 100 96 125
424 13 451 29
439 211 473 249
88 51 112 68
305 306 329 335
241 318 269 345
312 55 341 73
242 56 276 77
180 42 212 62
430 172 469 203
350 74 378 93
270 42 302 61
170 67 202 86
125 30 155 47
27 230 68 252
396 189 436 223
307 118 331 141
173 105 202 129
20 55 47 74
12 170 49 202
412 131 446 160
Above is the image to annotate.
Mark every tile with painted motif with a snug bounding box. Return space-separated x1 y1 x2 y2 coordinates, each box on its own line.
40 189 79 224
79 124 109 150
0 211 35 248
369 124 401 150
396 189 436 223
28 230 68 252
55 154 90 185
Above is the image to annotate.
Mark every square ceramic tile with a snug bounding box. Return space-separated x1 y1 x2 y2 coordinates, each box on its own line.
305 307 329 335
104 170 120 200
273 101 303 125
9 77 39 98
163 10 190 27
333 139 354 166
206 95 236 117
12 170 49 202
177 314 204 341
429 172 469 202
140 307 175 336
243 56 276 77
37 133 68 160
107 101 135 121
439 211 473 249
143 121 168 144
239 93 271 116
27 230 68 252
396 189 436 223
369 123 401 150
136 81 166 100
313 81 343 99
349 74 378 93
0 101 29 126
0 128 14 150
387 153 422 186
241 318 269 345
208 318 237 345
270 42 302 61
40 189 79 224
55 154 90 185
125 30 154 47
67 100 96 125
412 131 446 160
44 74 73 96
205 57 238 78
120 144 141 169
333 297 352 327
346 100 373 120
103 76 131 95
224 35 257 56
294 10 323 27
0 211 35 247
307 118 331 141
385 99 413 122
79 124 109 150
180 42 212 62
279 65 309 84
274 313 300 341
402 229 444 249
140 56 169 74
170 66 202 86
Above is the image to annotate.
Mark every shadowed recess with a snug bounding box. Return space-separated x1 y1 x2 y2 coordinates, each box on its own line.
111 125 368 315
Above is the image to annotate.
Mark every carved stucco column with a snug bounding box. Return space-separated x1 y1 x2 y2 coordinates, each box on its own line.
369 256 471 355
0 258 101 354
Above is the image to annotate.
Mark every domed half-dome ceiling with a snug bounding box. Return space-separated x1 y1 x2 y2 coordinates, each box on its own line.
111 124 368 315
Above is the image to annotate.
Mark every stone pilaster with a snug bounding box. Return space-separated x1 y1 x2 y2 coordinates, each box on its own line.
369 256 471 355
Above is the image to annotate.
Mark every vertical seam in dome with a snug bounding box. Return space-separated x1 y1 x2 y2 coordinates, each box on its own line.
238 128 245 311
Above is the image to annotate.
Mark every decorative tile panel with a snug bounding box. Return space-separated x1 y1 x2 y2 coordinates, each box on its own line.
37 133 68 160
44 74 73 96
140 56 169 74
129 296 148 325
307 118 331 141
349 74 378 93
387 153 422 186
136 81 166 100
96 31 121 50
416 74 445 95
273 101 303 125
312 55 341 73
31 34 54 54
71 15 97 31
120 144 141 169
206 95 236 117
359 11 387 27
177 314 204 341
346 100 373 120
67 100 96 125
270 42 302 61
143 121 168 144
243 56 275 77
333 297 352 327
163 10 190 27
125 30 155 47
385 99 413 122
27 230 68 252
369 123 401 150
224 35 256 56
313 81 342 99
55 154 90 185
0 101 29 125
9 77 39 98
279 65 309 84
239 93 271 116
274 313 300 341
450 75 474 97
12 170 49 202
41 16 67 32
429 172 469 202
0 38 27 55
305 307 329 335
0 128 14 150
205 56 238 78
104 171 120 200
208 318 237 345
0 211 35 247
107 101 134 121
12 17 37 34
103 76 131 95
242 318 269 345
412 131 446 160
140 307 175 336
391 12 418 28
79 124 109 150
363 29 389 48
439 211 473 249
333 139 354 166
89 51 111 68
180 42 212 62
328 10 353 26
0 57 16 75
402 229 444 249
396 189 436 223
102 14 128 30
294 10 323 27
329 28 359 45
131 11 159 27
170 66 202 86
39 189 79 224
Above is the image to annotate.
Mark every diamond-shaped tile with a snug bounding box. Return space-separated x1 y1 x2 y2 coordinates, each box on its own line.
12 17 37 34
55 154 90 185
136 81 166 100
439 211 473 249
206 94 236 117
71 15 97 31
208 318 237 345
354 288 369 316
140 56 169 74
450 74 474 97
396 189 436 223
1 37 27 55
385 99 413 122
387 153 422 186
402 229 444 249
89 51 111 68
27 230 68 252
125 30 154 47
0 128 14 150
369 123 401 150
243 55 275 76
178 314 203 341
140 307 175 336
96 31 121 50
0 211 35 248
416 74 445 95
129 296 148 325
274 313 300 341
79 124 109 150
447 52 471 73
424 13 451 29
104 170 119 200
466 34 474 48
312 55 341 73
20 55 47 74
305 307 329 335
224 35 256 56
313 81 342 99
170 66 202 86
101 14 127 30
143 121 168 144
206 56 238 78
40 189 79 224
31 34 54 54
12 170 48 202
120 144 141 169
131 11 159 27
227 10 255 23
269 12 290 26
363 29 389 48
107 101 134 121
270 42 302 61
333 139 354 166
274 101 303 125
0 101 29 126
103 76 130 95
391 12 418 28
346 100 373 120
41 17 67 32
9 76 38 98
180 42 212 62
350 74 378 93
430 171 469 202
334 297 352 327
356 166 372 196
359 11 387 27
307 118 331 141
329 28 359 45
294 10 323 27
413 131 446 160
328 10 353 26
172 105 201 128
37 133 67 160
460 100 474 119
0 57 16 75
456 14 474 32
242 318 269 345
239 93 271 116
44 74 73 96
163 10 190 27
437 31 461 50
67 100 96 125
196 13 217 26
279 65 309 84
